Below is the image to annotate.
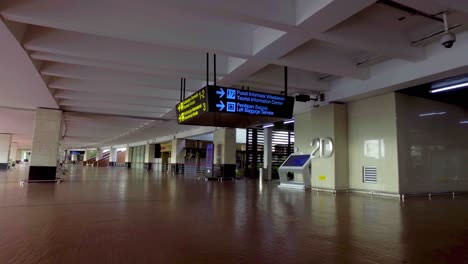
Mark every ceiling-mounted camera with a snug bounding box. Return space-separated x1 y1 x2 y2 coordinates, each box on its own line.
441 32 456 48
441 13 456 49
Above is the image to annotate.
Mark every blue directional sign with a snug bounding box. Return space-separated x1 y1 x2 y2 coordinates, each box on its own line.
207 86 294 118
176 85 294 126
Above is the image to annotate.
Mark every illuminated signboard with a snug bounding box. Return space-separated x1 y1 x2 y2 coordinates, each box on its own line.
207 86 294 118
176 86 295 127
176 87 208 123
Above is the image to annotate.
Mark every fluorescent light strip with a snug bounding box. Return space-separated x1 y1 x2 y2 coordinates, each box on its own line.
419 112 446 117
283 119 295 124
460 121 468 124
262 123 274 128
430 82 468 93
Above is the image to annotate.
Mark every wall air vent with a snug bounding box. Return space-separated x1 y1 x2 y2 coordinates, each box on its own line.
363 166 377 183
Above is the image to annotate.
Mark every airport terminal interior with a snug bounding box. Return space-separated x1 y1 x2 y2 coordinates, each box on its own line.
0 0 467 263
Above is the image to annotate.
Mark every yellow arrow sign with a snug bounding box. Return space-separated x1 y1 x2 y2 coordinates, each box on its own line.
178 113 185 122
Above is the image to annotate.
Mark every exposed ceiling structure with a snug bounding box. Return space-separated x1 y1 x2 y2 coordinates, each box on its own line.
0 0 468 148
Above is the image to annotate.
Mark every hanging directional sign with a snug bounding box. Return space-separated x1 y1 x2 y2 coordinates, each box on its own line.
176 87 208 123
207 86 294 118
176 85 294 127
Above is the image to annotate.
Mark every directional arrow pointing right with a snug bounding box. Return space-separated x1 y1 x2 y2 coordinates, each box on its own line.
216 101 225 111
216 87 225 98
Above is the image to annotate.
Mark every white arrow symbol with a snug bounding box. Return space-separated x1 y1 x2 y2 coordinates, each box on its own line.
216 87 225 98
216 101 225 111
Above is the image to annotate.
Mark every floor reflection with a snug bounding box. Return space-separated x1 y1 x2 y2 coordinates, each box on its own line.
0 164 467 263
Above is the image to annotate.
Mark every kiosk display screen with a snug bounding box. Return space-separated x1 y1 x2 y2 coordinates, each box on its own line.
282 155 310 167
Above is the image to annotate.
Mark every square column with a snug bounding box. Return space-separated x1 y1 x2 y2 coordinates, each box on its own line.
57 142 64 163
62 149 68 163
29 109 63 181
0 134 12 170
9 142 17 165
263 128 272 180
170 139 185 174
109 148 118 167
82 149 89 162
295 104 348 191
96 148 103 160
144 143 155 170
59 148 66 164
71 152 78 164
125 146 132 168
22 150 31 162
15 148 23 163
213 128 236 179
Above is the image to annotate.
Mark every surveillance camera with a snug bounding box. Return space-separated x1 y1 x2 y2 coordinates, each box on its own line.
441 32 456 48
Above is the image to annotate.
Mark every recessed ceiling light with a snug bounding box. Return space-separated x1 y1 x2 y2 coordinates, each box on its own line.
419 112 446 117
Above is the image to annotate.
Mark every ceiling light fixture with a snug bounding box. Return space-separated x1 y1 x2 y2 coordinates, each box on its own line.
283 119 295 124
460 120 468 124
419 112 446 117
262 123 274 128
430 82 468 93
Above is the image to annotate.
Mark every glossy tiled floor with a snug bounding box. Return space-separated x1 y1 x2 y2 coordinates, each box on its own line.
0 165 467 263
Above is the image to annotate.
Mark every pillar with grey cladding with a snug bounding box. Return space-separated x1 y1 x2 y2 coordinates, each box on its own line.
96 148 103 160
170 139 185 174
109 148 118 167
213 128 236 178
144 143 155 170
28 109 63 181
15 148 23 163
263 127 272 180
9 142 17 165
0 134 12 170
125 146 132 168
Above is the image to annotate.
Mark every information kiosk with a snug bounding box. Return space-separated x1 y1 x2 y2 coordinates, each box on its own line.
278 153 311 190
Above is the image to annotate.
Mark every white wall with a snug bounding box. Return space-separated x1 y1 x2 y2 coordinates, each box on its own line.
348 93 400 194
396 93 468 193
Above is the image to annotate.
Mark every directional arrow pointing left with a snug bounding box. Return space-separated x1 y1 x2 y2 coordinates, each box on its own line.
216 101 225 111
216 87 225 98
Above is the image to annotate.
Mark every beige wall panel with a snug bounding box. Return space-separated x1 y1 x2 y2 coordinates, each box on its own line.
348 93 399 193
